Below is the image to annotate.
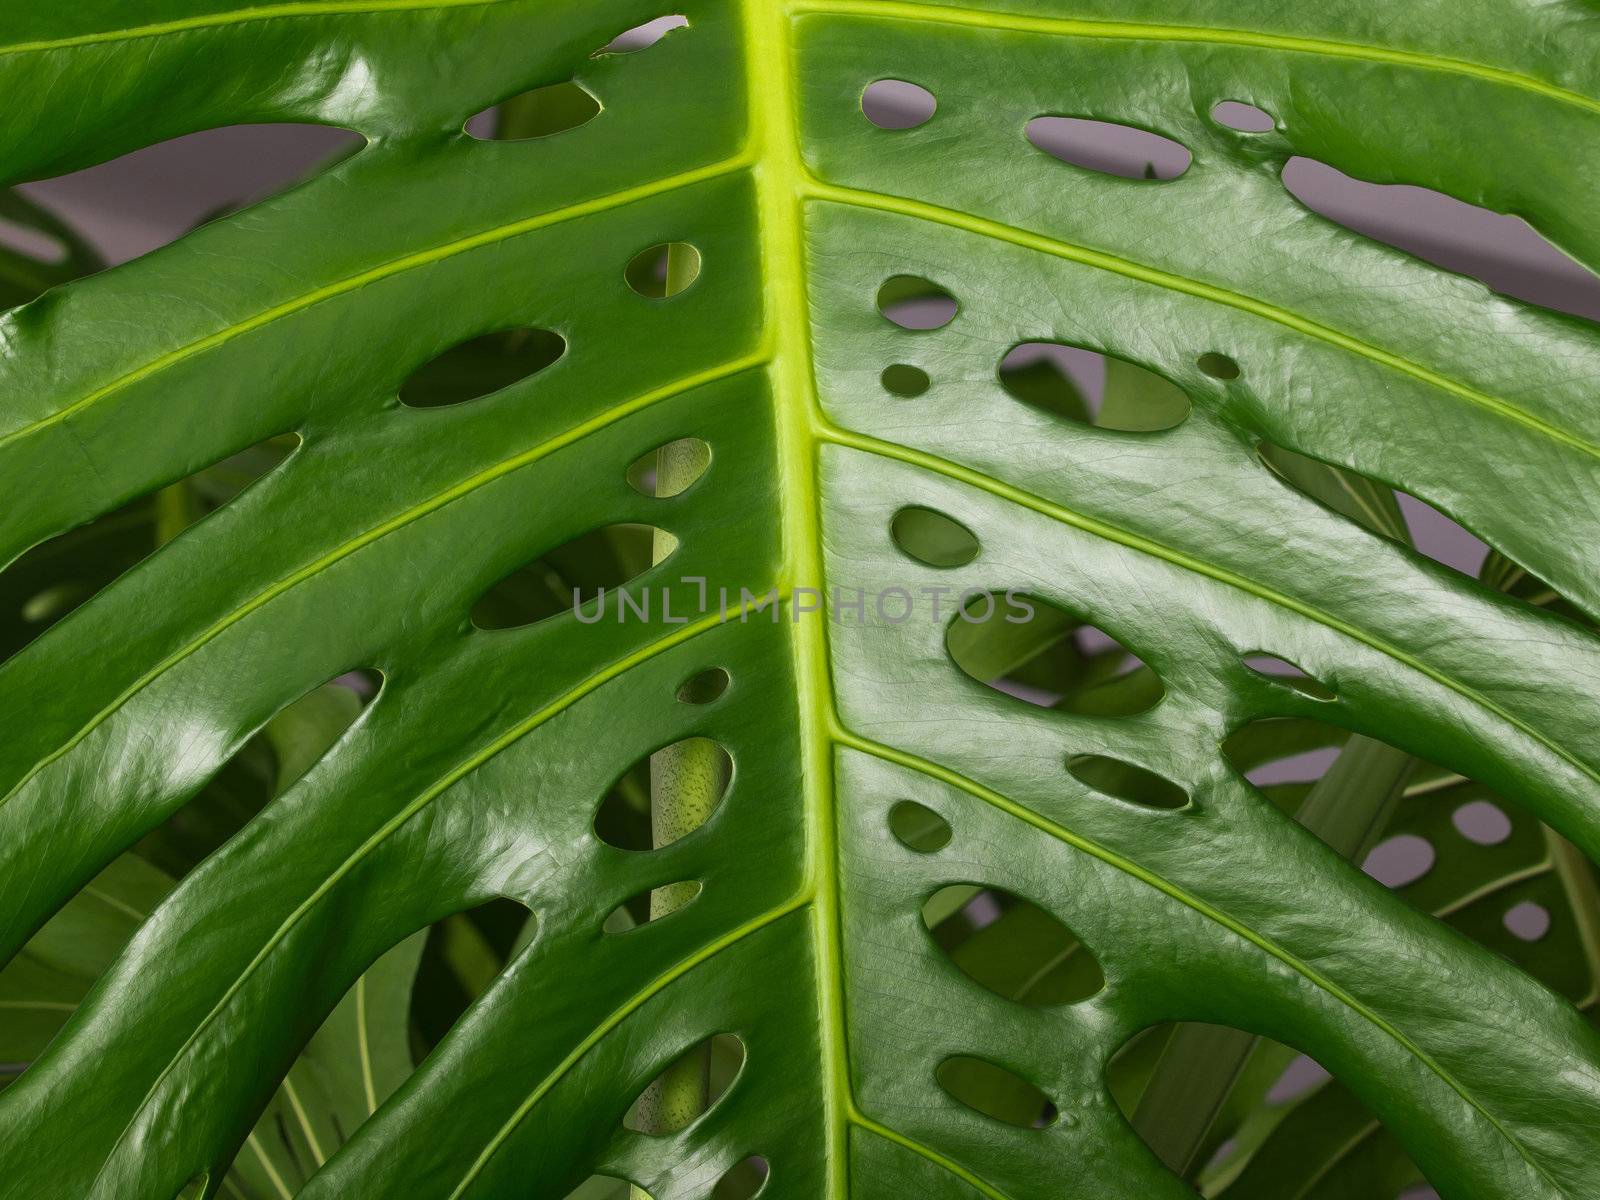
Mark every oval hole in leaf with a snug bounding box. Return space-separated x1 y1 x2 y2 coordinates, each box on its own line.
626 436 711 497
1257 441 1498 577
877 274 957 330
881 363 930 397
624 1033 744 1134
626 242 701 298
466 80 600 141
1283 155 1600 323
1363 834 1435 889
712 1155 770 1199
1451 799 1512 846
947 592 1163 716
890 506 979 568
593 738 733 851
1244 653 1335 701
862 79 937 129
677 667 729 704
1211 100 1274 132
1025 116 1191 180
18 122 362 268
410 897 535 1051
3 431 300 666
399 327 565 408
889 800 952 853
1068 754 1189 810
1197 351 1240 380
1504 900 1552 942
603 880 702 932
998 342 1190 431
936 1056 1058 1127
470 524 671 630
923 884 1104 1006
593 14 687 55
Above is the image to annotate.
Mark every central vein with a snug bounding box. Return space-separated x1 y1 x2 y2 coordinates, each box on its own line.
743 2 852 1196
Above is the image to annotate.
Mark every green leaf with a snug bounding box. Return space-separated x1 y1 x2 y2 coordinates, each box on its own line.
2 3 1600 1199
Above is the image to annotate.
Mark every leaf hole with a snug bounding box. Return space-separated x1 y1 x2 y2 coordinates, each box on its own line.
1451 799 1512 846
398 327 565 408
947 592 1164 715
1025 116 1191 180
1283 156 1600 323
3 432 301 665
881 363 931 397
862 79 937 129
410 897 535 1052
626 241 702 298
18 123 362 269
890 506 980 568
1068 754 1189 810
936 1056 1058 1127
877 274 957 329
676 667 729 704
1196 351 1240 380
889 800 952 853
626 436 711 498
1211 100 1275 132
603 880 703 931
593 738 733 851
593 14 688 56
712 1155 770 1199
466 80 601 140
623 1033 745 1134
999 342 1190 430
1363 834 1435 889
1504 900 1552 942
1243 653 1335 701
1222 717 1345 788
923 884 1104 1006
470 524 674 630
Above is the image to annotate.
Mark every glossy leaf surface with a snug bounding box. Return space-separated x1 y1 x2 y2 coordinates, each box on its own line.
1 2 1598 1198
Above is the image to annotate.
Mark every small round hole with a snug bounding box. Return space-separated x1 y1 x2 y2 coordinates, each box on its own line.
881 363 930 396
1211 101 1274 133
1504 900 1551 941
1198 352 1240 380
626 436 711 497
862 79 936 129
877 275 957 330
890 506 979 568
677 667 729 704
626 242 701 299
1451 799 1512 846
889 800 952 852
1363 834 1434 889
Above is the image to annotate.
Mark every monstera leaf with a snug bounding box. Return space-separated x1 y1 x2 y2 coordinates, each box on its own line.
2 2 1599 1198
